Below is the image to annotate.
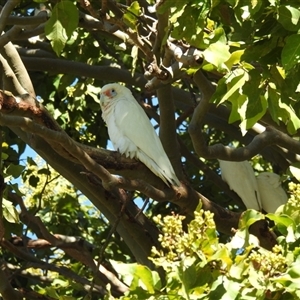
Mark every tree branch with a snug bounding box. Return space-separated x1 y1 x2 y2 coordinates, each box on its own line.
0 0 21 33
157 84 182 179
0 261 22 300
1 42 36 98
9 192 128 296
0 55 25 94
189 70 300 163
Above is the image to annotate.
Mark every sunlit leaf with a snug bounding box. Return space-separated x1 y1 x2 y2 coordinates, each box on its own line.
278 100 300 134
123 1 141 29
2 199 20 223
228 94 247 124
214 70 249 105
239 209 264 229
45 0 79 55
281 34 300 71
277 5 300 31
203 41 231 70
225 50 244 69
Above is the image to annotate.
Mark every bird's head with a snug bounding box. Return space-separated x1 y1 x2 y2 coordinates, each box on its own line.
100 83 129 110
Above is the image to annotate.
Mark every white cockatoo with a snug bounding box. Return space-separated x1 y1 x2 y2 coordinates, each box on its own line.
256 172 288 213
100 83 180 187
219 160 262 210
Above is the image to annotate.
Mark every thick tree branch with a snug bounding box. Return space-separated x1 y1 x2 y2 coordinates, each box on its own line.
0 25 22 48
1 42 36 98
0 262 22 300
5 122 162 268
194 126 300 161
0 0 21 33
189 70 215 137
6 11 48 26
157 84 182 179
1 98 277 251
0 55 25 94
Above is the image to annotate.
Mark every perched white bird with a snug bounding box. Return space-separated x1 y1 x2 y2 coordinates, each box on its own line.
100 83 180 186
219 160 262 210
256 172 288 213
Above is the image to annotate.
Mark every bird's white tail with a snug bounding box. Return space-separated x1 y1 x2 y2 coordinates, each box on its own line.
136 151 180 186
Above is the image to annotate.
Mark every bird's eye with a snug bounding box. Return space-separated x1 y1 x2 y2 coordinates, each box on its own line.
112 89 115 93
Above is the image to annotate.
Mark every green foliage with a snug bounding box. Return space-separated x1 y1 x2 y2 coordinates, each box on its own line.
45 0 79 55
158 0 300 135
2 198 20 223
110 184 300 299
2 0 300 298
123 1 142 29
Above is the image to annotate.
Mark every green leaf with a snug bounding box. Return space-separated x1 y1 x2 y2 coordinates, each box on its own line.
10 183 24 196
172 5 207 48
45 287 60 299
203 41 231 71
239 209 264 229
281 34 300 71
6 164 25 178
267 86 281 125
287 256 300 278
225 50 244 70
231 69 267 130
209 247 232 267
222 277 241 299
278 100 300 134
216 70 249 105
242 94 267 129
157 0 186 15
110 261 157 293
277 5 300 31
45 0 79 56
209 276 227 299
2 199 20 223
1 152 8 160
267 213 294 228
210 77 227 105
27 156 37 166
53 278 69 288
228 94 247 124
179 257 197 291
123 1 141 29
29 174 40 187
134 264 156 293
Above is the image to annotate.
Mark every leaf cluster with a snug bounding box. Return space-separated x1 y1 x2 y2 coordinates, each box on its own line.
112 184 300 299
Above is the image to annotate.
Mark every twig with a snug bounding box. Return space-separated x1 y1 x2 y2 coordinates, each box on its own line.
135 197 149 219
